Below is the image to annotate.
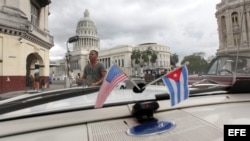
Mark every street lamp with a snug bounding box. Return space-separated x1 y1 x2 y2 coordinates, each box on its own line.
65 35 79 88
65 53 72 77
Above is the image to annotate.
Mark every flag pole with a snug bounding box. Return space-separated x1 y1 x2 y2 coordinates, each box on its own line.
112 63 141 91
142 65 186 89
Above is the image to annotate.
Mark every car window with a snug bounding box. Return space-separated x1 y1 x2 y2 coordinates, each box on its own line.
236 57 250 75
207 56 250 76
207 58 221 75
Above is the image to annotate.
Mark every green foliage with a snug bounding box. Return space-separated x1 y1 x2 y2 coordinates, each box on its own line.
131 46 158 67
150 53 157 63
131 49 141 65
170 53 179 67
181 53 209 74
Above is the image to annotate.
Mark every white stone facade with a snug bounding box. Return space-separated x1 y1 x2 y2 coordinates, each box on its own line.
99 44 171 76
216 0 250 56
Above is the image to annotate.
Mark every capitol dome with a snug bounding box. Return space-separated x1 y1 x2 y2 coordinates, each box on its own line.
74 9 100 51
76 9 98 37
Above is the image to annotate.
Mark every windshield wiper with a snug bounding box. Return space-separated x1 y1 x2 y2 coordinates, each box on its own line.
0 87 100 115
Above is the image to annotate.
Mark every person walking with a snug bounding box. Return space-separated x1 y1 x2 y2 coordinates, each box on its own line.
40 76 46 91
34 76 40 91
29 75 34 89
81 50 106 87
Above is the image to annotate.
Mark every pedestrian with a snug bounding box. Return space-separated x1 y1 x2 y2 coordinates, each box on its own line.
68 69 75 87
76 73 80 79
40 77 45 91
80 50 106 87
29 75 34 89
75 73 82 86
34 76 40 91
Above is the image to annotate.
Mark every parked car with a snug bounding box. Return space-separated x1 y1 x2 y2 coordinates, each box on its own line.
188 55 250 86
116 81 126 89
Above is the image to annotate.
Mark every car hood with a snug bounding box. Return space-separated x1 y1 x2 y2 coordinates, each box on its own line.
1 93 250 140
0 85 168 120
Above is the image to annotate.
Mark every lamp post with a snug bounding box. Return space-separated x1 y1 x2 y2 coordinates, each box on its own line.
65 35 79 88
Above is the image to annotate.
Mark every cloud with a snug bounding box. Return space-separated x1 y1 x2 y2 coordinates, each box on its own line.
49 0 221 61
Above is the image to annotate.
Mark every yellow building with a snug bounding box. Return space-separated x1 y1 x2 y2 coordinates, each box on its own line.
0 0 53 94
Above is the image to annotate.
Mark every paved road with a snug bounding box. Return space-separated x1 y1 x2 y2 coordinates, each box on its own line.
0 80 66 100
0 78 149 100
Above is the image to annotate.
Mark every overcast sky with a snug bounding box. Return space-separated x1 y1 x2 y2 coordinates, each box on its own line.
48 0 221 61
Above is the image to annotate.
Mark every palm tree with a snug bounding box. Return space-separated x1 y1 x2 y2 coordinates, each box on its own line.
141 51 149 67
150 52 158 68
141 47 158 69
131 47 158 75
170 53 179 68
131 49 141 75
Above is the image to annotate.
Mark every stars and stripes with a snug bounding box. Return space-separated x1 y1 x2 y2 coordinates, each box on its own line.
95 64 128 108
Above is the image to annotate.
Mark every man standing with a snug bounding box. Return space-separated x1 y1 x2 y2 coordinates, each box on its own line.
81 50 106 87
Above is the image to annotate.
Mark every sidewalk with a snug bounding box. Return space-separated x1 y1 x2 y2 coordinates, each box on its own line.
0 84 65 100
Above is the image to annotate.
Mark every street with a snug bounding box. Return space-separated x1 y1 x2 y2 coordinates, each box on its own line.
0 78 151 100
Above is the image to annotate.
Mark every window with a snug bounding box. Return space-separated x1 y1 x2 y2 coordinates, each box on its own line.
31 2 40 26
231 12 239 26
70 60 80 70
233 34 240 47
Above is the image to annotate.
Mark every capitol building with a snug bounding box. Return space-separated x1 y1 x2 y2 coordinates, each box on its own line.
51 9 171 79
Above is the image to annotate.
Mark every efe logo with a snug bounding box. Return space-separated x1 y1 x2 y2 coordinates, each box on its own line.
224 125 250 141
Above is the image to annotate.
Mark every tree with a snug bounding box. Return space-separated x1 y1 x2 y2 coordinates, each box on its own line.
131 47 158 75
150 53 158 67
131 49 142 75
131 49 141 65
141 46 158 68
181 52 209 74
170 53 179 67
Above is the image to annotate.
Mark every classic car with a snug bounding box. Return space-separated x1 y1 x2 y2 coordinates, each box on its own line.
115 81 127 89
188 55 250 86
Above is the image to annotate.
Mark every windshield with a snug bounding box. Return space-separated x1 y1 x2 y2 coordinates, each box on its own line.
207 56 250 76
1 0 250 122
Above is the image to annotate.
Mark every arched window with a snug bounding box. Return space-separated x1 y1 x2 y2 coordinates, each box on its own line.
232 12 239 26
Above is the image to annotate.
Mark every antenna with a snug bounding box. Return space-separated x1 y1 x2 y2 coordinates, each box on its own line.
233 0 247 84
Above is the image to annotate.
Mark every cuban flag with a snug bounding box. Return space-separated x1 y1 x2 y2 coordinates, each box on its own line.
162 66 189 107
95 64 128 108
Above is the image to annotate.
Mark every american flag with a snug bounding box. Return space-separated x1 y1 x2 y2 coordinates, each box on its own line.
95 64 128 108
162 66 189 107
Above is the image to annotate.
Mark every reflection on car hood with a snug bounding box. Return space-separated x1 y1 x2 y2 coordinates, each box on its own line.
0 85 168 120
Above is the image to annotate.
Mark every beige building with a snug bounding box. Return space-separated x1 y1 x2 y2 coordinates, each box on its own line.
216 0 250 56
99 43 171 76
0 0 53 94
50 10 171 80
